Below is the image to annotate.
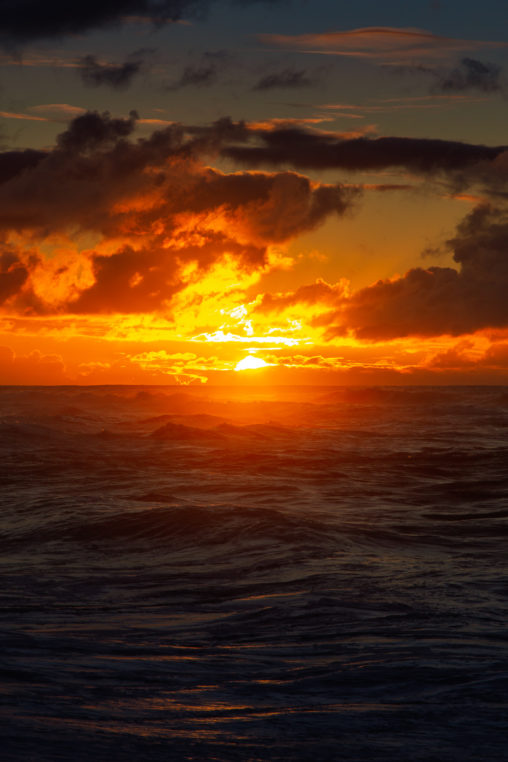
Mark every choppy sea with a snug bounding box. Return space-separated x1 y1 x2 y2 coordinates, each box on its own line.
1 385 507 761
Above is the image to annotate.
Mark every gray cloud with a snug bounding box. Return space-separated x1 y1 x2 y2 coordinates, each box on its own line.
166 51 230 90
253 69 313 90
0 148 47 184
79 54 145 90
393 57 504 95
437 57 503 93
0 0 283 46
220 124 506 178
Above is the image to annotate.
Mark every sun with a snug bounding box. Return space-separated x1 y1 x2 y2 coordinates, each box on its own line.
235 356 268 372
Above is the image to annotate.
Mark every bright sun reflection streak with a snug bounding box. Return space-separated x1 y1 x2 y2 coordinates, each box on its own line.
235 356 269 371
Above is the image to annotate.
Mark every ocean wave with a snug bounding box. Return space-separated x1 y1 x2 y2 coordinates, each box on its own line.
1 385 508 761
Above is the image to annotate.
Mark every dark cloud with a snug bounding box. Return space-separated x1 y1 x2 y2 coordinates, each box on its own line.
181 115 250 152
168 63 217 89
0 249 32 304
392 57 504 95
255 279 344 313
0 0 282 46
56 109 138 152
79 54 144 90
258 204 508 341
337 205 508 339
0 111 185 236
0 114 353 242
437 58 502 93
253 69 313 91
0 111 354 314
0 148 46 184
6 110 508 326
221 125 505 176
70 245 182 314
0 0 202 45
167 51 230 90
171 168 356 244
3 111 508 321
70 234 266 314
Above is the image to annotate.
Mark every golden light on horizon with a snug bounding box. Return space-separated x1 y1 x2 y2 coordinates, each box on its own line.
235 356 269 372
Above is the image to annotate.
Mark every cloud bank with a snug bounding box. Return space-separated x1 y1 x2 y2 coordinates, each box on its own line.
0 0 283 45
2 111 508 347
220 124 505 177
0 111 355 315
338 205 508 339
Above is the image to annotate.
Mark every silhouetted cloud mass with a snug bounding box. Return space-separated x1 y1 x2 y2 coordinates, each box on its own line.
0 149 47 184
221 125 505 176
0 111 355 314
0 0 282 45
55 110 138 152
251 203 508 340
2 111 508 329
339 205 508 338
0 0 197 44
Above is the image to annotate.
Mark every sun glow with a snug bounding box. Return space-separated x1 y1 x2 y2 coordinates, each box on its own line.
235 356 269 371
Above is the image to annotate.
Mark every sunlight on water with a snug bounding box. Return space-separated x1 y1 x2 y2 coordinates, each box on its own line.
1 385 508 761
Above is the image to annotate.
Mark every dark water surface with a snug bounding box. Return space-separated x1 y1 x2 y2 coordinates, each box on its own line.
1 385 507 760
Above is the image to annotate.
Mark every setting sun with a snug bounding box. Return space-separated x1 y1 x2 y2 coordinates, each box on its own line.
235 356 269 371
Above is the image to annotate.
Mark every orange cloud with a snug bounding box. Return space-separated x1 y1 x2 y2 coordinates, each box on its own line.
258 27 508 63
2 110 508 384
0 110 48 121
0 345 67 384
128 350 230 383
254 278 347 313
0 112 357 318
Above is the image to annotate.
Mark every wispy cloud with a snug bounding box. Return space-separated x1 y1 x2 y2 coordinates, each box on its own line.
436 57 503 93
79 53 145 90
0 104 91 124
29 104 87 120
246 117 335 130
0 53 80 68
392 57 504 95
137 118 177 126
258 27 508 64
166 51 231 91
319 93 489 118
0 110 47 122
253 68 313 90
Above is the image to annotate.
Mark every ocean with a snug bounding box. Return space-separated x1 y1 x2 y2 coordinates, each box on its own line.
1 385 507 760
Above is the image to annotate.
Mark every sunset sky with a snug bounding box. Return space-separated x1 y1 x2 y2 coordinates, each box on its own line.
1 0 508 385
